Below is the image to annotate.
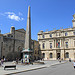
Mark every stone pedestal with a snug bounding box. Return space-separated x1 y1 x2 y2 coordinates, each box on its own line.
22 49 33 63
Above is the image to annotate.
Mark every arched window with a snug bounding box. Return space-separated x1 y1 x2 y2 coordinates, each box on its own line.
65 42 68 48
50 53 53 58
43 53 45 58
65 52 69 58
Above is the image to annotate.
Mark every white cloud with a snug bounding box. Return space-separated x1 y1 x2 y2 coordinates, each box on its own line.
0 12 24 21
8 14 20 21
4 12 15 15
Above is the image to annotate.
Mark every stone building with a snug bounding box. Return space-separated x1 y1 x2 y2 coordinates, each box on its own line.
38 14 75 60
32 40 40 60
0 26 25 60
0 26 40 60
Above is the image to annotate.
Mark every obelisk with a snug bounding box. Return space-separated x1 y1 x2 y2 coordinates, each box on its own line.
22 6 33 63
25 6 31 50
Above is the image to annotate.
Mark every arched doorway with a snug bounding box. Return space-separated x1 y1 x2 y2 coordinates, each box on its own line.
65 52 69 58
50 53 53 58
57 53 60 59
18 46 23 59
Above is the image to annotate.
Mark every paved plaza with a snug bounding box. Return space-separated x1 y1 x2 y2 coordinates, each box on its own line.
13 62 75 75
0 60 66 75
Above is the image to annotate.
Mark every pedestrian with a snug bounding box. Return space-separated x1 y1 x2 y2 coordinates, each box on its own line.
73 60 75 69
4 58 6 62
69 58 71 62
16 58 18 64
21 58 23 63
0 61 1 66
1 58 3 67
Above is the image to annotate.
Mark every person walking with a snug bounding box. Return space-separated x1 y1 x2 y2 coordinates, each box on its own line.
21 58 23 64
73 60 75 69
1 58 3 67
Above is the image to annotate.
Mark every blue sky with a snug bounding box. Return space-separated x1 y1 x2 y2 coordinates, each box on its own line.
0 0 75 40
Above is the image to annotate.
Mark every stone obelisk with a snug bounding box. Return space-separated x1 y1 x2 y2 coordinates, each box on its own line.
22 6 33 63
25 6 31 50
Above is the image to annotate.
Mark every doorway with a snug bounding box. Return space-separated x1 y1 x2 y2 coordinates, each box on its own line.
57 53 60 59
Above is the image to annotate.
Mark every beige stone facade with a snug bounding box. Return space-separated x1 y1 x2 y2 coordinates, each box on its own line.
38 14 75 60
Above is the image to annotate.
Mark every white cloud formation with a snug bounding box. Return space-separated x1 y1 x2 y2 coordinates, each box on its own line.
4 12 15 15
8 14 20 21
0 12 24 21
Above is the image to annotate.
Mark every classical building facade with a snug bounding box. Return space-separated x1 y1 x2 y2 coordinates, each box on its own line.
38 14 75 60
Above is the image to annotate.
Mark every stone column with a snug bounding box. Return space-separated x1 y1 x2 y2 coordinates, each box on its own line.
69 50 74 60
61 50 65 60
55 39 56 48
60 39 62 48
62 38 64 48
53 50 56 60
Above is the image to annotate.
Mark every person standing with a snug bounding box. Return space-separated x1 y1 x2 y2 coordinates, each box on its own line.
73 60 75 69
16 58 18 64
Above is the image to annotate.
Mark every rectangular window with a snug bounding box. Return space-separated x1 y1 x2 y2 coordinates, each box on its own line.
58 42 60 48
65 42 68 48
56 40 60 48
50 43 52 48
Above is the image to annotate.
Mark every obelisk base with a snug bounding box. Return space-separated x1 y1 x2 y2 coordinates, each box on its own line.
22 49 33 63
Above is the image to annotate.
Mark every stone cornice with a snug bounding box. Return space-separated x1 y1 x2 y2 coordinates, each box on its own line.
38 35 75 40
40 48 75 51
